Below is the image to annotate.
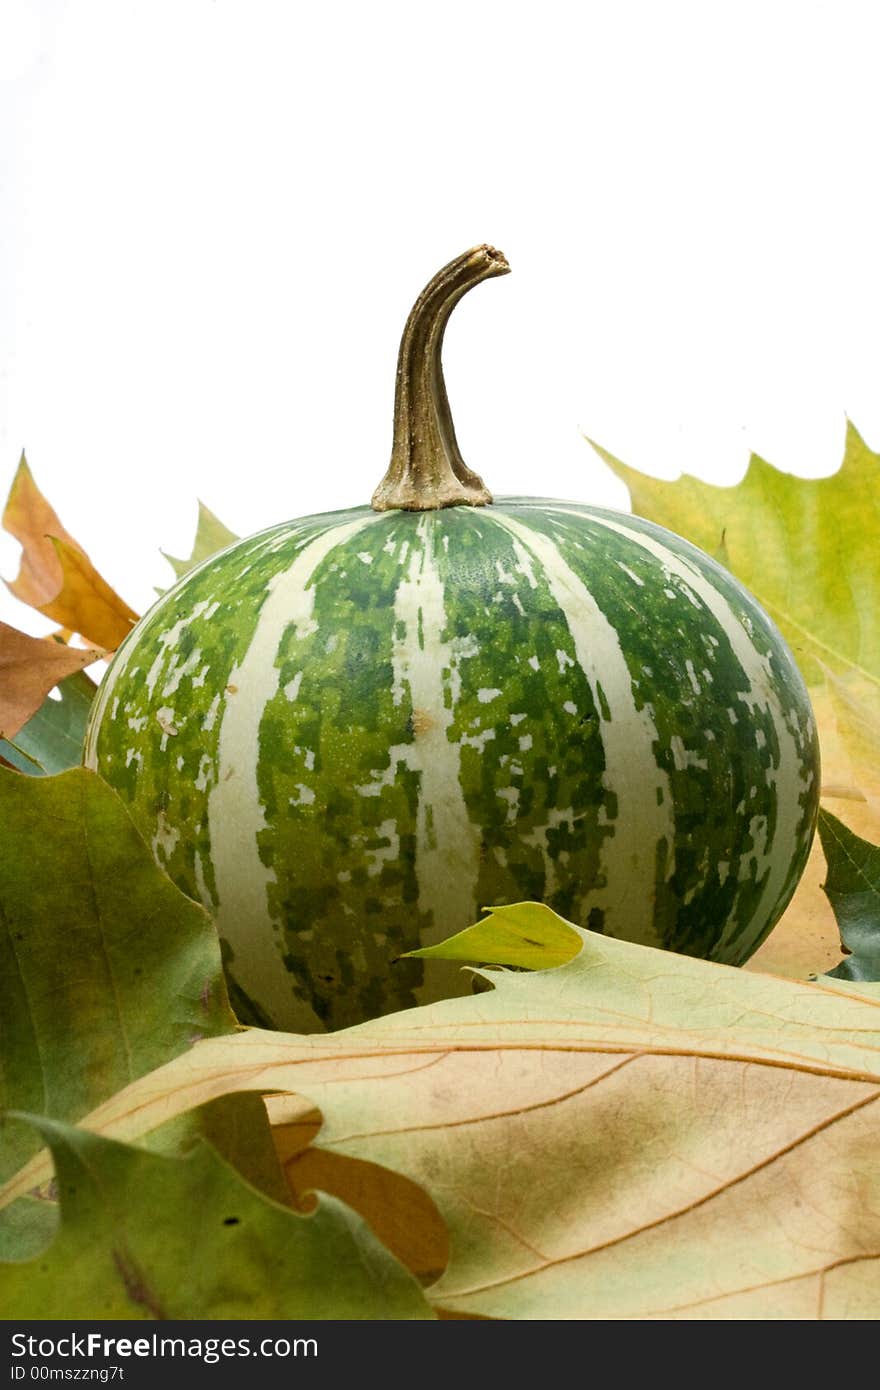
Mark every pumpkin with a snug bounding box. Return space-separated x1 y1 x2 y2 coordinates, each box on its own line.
84 246 820 1031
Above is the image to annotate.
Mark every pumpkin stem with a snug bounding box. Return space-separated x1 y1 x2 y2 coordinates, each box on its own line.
371 245 510 512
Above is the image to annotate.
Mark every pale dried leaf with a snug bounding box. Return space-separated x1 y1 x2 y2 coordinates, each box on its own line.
4 929 880 1320
823 668 880 799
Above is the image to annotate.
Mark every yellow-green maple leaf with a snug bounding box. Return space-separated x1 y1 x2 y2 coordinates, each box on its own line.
593 419 880 823
591 419 880 691
161 500 238 583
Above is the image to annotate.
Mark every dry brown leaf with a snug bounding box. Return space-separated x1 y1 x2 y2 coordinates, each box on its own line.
38 538 139 651
288 1139 449 1281
3 453 83 608
4 931 880 1319
0 621 104 740
2 453 139 648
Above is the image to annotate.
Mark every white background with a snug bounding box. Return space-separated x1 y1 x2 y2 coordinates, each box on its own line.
3 0 880 636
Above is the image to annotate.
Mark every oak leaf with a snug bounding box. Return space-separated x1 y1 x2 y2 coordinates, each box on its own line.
0 667 98 775
0 1116 432 1320
0 622 103 741
2 452 139 648
0 766 237 1186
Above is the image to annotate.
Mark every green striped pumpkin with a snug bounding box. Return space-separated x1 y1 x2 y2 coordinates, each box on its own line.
84 248 820 1032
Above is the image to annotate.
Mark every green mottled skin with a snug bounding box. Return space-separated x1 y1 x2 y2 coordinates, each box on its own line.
91 514 345 917
86 500 820 1031
435 510 611 922
257 512 430 1023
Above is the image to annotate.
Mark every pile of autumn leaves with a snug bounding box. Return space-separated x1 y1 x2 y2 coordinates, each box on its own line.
1 436 880 1320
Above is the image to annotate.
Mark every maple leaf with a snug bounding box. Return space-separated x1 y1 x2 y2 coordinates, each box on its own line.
160 500 239 584
589 422 880 980
590 419 880 692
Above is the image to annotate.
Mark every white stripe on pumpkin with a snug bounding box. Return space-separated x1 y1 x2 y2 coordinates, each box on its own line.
393 515 483 981
209 513 377 1028
554 507 813 955
492 511 673 948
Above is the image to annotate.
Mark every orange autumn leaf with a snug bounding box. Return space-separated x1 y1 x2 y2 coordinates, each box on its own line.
0 621 104 740
40 538 139 651
2 452 139 649
3 452 81 608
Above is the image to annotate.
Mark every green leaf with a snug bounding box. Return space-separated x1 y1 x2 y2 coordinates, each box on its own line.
0 738 45 774
2 1095 294 1248
0 1196 57 1262
0 766 237 1184
161 501 239 583
403 901 582 970
817 807 880 981
590 420 880 690
0 1115 434 1320
0 668 98 775
147 1093 291 1208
